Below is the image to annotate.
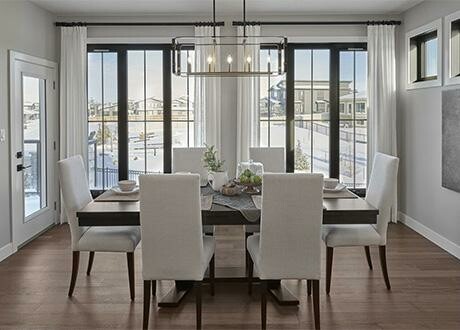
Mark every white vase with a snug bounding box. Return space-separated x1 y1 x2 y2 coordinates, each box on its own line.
208 171 228 192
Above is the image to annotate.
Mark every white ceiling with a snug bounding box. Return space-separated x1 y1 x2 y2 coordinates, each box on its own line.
29 0 425 16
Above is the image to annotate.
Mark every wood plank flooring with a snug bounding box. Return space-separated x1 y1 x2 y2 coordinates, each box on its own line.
0 223 459 329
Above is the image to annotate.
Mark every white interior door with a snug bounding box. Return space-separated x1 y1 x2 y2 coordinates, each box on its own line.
10 51 58 248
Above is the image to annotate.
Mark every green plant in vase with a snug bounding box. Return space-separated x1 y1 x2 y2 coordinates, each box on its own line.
203 144 225 172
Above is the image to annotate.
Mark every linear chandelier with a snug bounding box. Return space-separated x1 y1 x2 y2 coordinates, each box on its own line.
172 0 287 77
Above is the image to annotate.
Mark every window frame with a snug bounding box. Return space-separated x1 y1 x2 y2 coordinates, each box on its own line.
445 10 460 86
406 19 443 90
285 43 367 194
87 44 172 194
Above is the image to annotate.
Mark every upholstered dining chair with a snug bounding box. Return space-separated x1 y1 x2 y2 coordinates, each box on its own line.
247 173 323 330
140 174 215 330
246 147 286 269
322 152 399 293
249 147 286 173
173 147 208 186
58 155 141 300
173 147 213 235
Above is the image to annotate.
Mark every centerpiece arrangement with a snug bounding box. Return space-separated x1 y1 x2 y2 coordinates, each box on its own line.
203 144 228 192
235 160 263 194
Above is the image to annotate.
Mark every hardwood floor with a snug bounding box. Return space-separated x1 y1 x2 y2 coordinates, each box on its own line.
0 223 459 329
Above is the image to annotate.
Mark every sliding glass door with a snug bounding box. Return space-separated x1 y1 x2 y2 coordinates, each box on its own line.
87 45 172 190
286 43 368 191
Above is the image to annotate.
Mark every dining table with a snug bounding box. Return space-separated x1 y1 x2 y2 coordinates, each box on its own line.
77 185 378 308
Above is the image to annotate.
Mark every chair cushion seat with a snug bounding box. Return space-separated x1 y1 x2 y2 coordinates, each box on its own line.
322 225 381 247
78 226 141 252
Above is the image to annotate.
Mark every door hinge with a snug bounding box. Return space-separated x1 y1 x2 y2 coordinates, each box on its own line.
53 141 56 150
54 201 57 210
53 81 56 90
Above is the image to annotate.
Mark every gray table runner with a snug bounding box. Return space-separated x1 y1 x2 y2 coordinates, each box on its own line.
201 186 260 222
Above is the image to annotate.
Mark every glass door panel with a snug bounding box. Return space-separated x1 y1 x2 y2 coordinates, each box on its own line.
128 50 164 182
22 76 46 219
294 49 330 177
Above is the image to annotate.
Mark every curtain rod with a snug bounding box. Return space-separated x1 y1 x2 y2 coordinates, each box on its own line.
55 21 225 27
232 20 401 26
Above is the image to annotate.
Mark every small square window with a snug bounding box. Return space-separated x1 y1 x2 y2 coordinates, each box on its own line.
451 19 460 78
407 19 442 89
410 31 438 82
446 11 460 86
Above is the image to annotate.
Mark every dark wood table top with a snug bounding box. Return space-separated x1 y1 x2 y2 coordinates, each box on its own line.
77 194 378 226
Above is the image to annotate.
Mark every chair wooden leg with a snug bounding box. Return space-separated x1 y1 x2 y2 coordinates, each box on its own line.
151 280 156 297
307 279 312 296
245 231 251 271
248 255 254 295
195 281 202 330
68 251 80 297
364 246 373 270
379 245 391 290
143 280 151 330
209 255 215 296
127 252 135 301
261 280 267 330
312 280 320 330
86 251 95 275
326 247 333 295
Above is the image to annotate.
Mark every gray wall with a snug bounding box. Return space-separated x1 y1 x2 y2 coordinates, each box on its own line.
0 0 57 249
397 0 460 246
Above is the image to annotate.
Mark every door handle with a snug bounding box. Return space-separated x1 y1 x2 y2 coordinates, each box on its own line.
17 164 31 172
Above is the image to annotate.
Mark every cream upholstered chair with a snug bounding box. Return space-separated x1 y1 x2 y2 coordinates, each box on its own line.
246 147 286 268
173 147 213 235
58 155 141 299
322 152 399 293
173 147 208 186
249 147 286 173
140 174 215 330
247 173 323 330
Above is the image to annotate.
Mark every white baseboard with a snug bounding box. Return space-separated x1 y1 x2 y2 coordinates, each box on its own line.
398 211 460 259
0 243 16 263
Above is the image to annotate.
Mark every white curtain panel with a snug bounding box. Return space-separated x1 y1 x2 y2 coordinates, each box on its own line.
236 25 260 164
194 26 222 153
367 25 398 222
59 26 88 223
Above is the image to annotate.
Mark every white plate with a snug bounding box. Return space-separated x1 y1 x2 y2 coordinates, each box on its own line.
323 183 346 193
111 186 139 195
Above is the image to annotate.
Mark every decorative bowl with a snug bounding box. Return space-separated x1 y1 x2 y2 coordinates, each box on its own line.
118 180 137 192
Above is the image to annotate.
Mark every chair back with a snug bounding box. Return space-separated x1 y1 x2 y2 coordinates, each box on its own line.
172 147 208 185
139 174 205 281
366 153 399 245
249 147 285 173
258 173 323 280
57 155 92 250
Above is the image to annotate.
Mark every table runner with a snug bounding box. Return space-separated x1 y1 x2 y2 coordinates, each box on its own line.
201 186 260 222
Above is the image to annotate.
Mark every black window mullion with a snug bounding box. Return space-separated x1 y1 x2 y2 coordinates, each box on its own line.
101 53 106 189
329 46 340 179
163 48 172 173
118 49 128 180
285 44 295 173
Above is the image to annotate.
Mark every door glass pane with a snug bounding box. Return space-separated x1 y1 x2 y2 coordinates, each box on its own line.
339 50 368 188
312 121 330 176
128 50 164 182
294 121 312 173
294 49 312 120
23 76 46 218
87 52 118 189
